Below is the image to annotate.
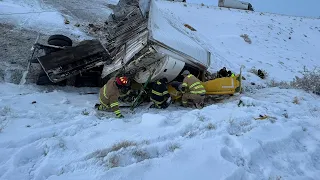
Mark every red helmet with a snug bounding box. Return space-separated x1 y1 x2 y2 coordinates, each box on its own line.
116 76 129 86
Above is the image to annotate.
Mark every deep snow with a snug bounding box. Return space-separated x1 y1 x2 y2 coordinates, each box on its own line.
1 0 320 180
0 82 319 180
0 0 113 40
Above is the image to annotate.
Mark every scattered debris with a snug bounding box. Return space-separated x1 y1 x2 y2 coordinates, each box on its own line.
254 114 277 121
64 19 70 24
249 68 267 79
282 112 289 118
292 97 299 104
82 109 89 116
240 34 252 44
184 24 196 31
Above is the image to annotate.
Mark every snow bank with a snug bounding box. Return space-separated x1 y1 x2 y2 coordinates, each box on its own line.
140 113 166 127
0 82 319 180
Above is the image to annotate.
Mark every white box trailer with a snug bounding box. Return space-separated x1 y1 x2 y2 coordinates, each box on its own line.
218 0 254 11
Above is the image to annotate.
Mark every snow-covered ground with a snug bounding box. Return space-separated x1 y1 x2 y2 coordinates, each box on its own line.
0 0 113 40
154 1 320 81
1 81 320 180
1 0 320 180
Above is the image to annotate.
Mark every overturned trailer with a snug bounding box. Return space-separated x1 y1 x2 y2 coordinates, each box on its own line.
28 0 242 105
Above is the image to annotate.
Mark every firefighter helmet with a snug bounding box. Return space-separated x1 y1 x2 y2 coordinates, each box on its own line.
116 76 129 86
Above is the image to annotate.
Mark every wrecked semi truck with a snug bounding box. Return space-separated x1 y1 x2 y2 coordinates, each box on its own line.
28 0 242 105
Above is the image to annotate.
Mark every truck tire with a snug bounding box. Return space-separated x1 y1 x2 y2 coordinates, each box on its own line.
45 35 72 55
48 39 71 47
48 35 72 46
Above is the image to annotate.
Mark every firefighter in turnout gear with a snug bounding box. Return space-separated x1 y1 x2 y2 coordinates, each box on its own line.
150 78 171 109
97 76 130 118
180 70 206 109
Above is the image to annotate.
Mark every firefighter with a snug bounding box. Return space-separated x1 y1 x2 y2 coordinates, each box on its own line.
217 67 228 78
97 76 130 118
180 70 206 109
150 77 171 109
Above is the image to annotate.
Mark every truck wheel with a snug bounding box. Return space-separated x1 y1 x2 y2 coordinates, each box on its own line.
48 35 73 46
48 39 72 47
44 35 72 55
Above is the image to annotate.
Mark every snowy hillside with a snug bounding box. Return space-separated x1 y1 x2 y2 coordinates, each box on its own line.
1 0 320 180
153 1 320 81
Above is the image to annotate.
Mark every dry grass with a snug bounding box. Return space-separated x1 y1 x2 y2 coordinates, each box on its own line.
168 143 180 152
111 141 137 152
206 123 216 130
267 79 291 88
293 97 300 104
132 150 150 162
108 155 120 168
198 115 206 122
240 34 252 44
291 69 320 95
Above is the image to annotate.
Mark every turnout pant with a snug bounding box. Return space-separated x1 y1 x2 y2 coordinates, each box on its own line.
99 90 122 117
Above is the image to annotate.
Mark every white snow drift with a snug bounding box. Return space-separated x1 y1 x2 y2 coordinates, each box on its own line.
1 0 320 180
